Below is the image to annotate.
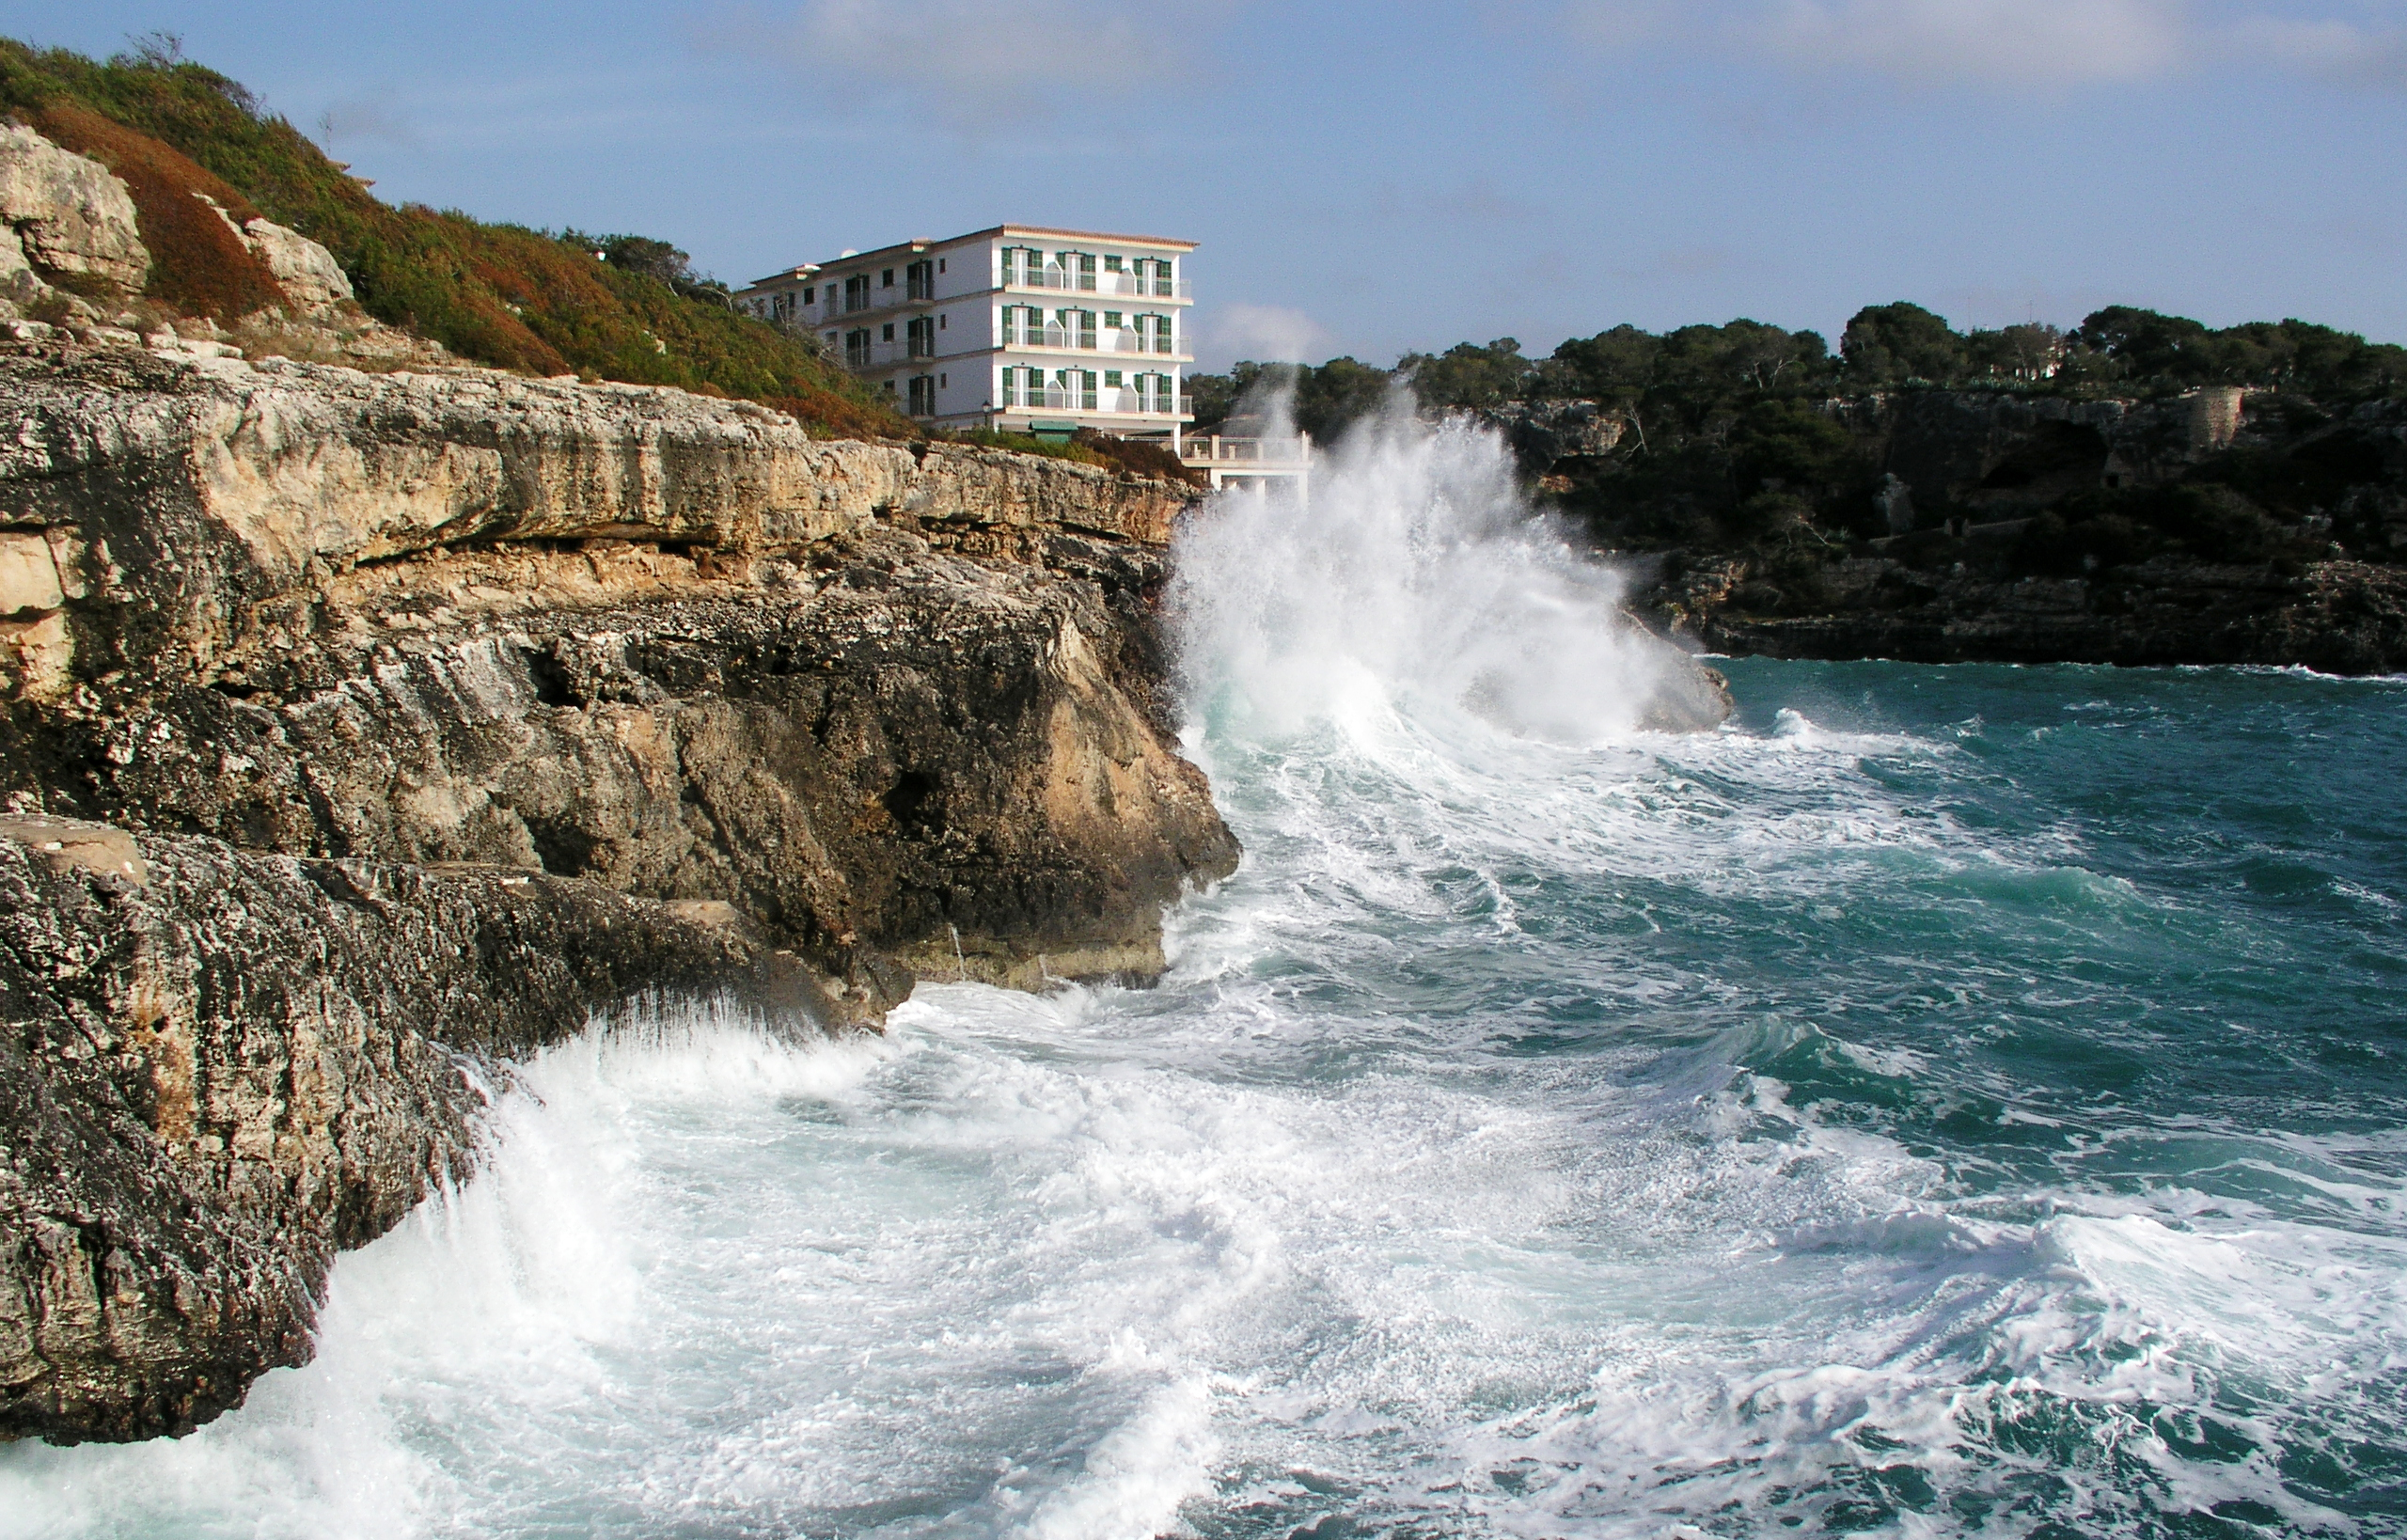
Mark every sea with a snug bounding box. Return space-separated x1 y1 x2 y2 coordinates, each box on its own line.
7 411 2405 1539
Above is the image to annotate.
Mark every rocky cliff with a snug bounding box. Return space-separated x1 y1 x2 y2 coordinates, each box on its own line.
1511 386 2407 673
0 338 1241 1441
0 347 1234 998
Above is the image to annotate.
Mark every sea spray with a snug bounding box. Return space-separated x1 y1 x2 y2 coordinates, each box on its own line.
1173 395 1690 746
8 412 2406 1537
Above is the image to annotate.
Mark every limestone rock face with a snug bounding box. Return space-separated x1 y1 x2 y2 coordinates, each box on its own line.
0 344 1238 1442
0 829 833 1443
238 216 354 315
0 125 149 297
1475 400 1627 474
0 350 1234 1000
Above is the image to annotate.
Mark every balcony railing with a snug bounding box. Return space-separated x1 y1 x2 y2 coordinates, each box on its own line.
1001 270 1191 300
842 338 948 368
1001 322 1187 357
1184 434 1314 470
824 287 935 322
1002 386 1187 416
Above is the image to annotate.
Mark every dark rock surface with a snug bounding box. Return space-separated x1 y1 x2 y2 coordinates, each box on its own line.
1 827 826 1443
1665 554 2407 673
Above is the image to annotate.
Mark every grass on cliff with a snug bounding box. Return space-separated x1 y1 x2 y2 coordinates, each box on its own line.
0 37 914 440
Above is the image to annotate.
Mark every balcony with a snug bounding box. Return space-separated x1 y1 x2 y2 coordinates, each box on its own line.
1001 270 1191 301
1184 432 1314 495
1003 386 1188 416
842 338 949 369
1001 322 1188 359
822 288 936 322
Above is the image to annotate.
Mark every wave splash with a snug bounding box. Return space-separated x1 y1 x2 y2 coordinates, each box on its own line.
1173 398 1690 747
8 416 2407 1539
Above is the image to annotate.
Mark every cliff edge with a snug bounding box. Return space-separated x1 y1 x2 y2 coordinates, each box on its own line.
0 340 1238 1441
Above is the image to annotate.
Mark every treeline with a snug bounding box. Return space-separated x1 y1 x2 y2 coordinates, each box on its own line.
1188 303 2407 440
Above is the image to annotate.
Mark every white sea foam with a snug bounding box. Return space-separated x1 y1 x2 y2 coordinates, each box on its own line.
8 411 2401 1538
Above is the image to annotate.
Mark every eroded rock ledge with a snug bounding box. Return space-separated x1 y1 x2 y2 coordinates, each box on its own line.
0 347 1240 1441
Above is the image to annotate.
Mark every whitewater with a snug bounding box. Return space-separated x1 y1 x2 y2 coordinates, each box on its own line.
8 409 2406 1538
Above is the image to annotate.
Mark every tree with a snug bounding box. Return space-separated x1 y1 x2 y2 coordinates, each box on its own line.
1294 356 1393 439
1400 337 1533 411
1841 302 1968 385
1552 323 1661 401
1967 323 2067 382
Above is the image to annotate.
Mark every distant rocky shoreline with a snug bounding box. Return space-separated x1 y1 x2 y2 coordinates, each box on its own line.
1479 388 2407 675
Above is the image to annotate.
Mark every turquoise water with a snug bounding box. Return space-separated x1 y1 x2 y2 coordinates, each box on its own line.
7 418 2405 1539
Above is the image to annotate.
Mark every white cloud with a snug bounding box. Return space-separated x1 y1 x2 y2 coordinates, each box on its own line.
1562 0 2407 90
1204 303 1330 365
2226 13 2407 87
705 0 1243 121
1745 0 2190 85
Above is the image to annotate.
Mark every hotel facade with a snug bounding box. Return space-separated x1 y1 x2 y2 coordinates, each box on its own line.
734 226 1193 444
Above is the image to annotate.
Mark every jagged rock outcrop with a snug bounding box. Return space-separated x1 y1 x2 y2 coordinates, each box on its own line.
234 213 354 317
0 341 1240 1442
1475 400 1627 475
0 124 149 306
0 824 831 1443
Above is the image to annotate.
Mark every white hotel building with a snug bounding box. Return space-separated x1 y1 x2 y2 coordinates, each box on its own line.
734 226 1193 444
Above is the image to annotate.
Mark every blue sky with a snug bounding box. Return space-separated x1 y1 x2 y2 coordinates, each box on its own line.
5 1 2401 368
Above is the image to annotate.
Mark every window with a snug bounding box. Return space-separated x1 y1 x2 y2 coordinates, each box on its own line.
1104 254 1125 273
1080 369 1098 409
844 275 870 312
1149 259 1174 297
906 317 935 358
1000 365 1016 407
845 328 871 369
937 258 946 274
938 372 947 387
1001 306 1015 346
802 286 815 305
907 375 936 416
938 312 947 329
1104 310 1122 328
881 267 895 287
881 322 895 342
1070 252 1096 291
1104 369 1123 388
906 259 934 301
1076 309 1097 349
824 330 838 345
